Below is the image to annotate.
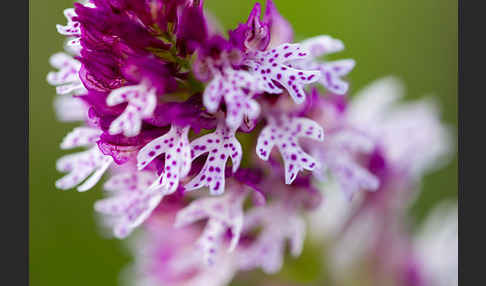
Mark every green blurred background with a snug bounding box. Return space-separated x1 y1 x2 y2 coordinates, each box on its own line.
30 0 457 285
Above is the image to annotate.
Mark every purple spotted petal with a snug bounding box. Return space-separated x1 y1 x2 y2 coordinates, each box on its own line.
137 125 191 194
239 204 305 274
55 2 94 52
65 37 82 53
291 35 355 95
299 35 345 57
174 189 247 265
106 83 157 137
94 171 163 238
306 100 379 197
246 43 321 104
203 68 261 129
185 124 242 195
256 115 324 184
56 146 113 192
317 148 380 199
317 59 356 95
47 52 87 95
56 8 81 38
60 127 102 149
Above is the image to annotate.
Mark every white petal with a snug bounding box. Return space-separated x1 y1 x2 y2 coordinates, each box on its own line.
256 115 323 184
185 124 242 195
107 84 157 137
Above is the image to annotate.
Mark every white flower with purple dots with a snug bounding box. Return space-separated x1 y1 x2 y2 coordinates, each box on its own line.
185 123 242 195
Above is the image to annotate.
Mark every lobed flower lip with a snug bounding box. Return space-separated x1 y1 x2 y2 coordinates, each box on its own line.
55 127 113 192
174 186 248 265
94 170 165 238
256 114 324 184
137 125 192 194
238 201 306 274
47 52 87 95
244 43 321 104
202 67 262 129
184 123 243 195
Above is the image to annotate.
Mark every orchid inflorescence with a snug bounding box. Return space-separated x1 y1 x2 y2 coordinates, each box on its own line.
48 1 455 285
